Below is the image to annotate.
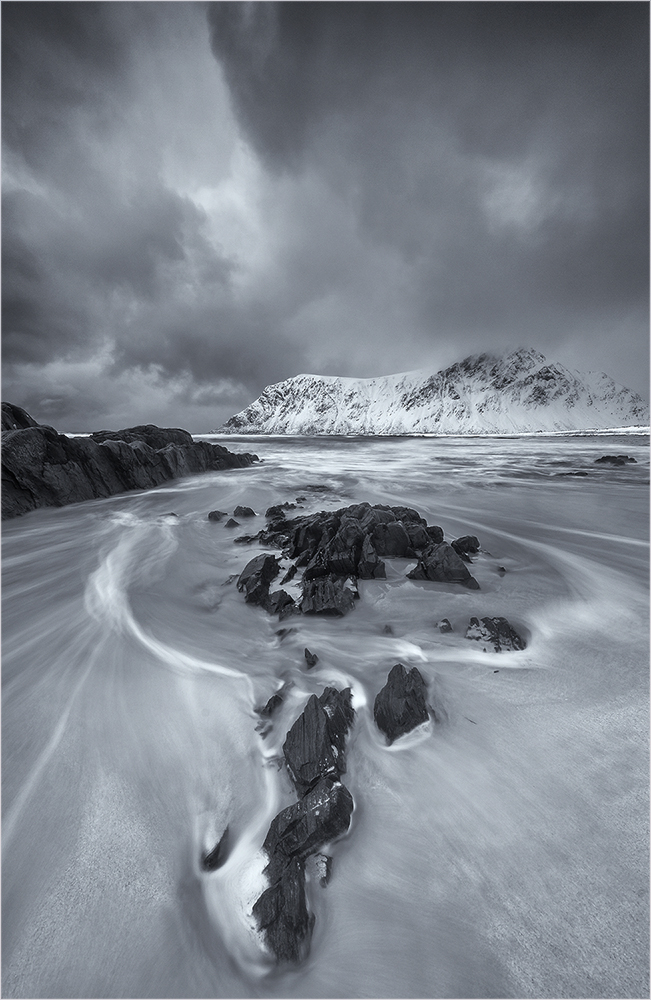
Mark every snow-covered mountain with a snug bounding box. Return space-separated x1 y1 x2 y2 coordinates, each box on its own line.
219 349 649 435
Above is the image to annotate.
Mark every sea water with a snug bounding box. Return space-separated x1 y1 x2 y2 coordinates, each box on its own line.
2 434 649 999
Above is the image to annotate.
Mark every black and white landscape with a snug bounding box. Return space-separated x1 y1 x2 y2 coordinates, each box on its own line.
2 4 649 1000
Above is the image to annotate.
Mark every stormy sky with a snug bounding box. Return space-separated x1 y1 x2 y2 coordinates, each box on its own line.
2 2 649 431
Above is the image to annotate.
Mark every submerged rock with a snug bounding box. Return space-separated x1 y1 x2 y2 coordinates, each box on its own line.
201 827 229 872
594 454 636 465
465 616 526 652
407 542 480 589
304 648 319 668
374 664 429 744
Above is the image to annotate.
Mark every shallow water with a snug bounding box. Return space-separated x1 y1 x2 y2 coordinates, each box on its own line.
2 434 649 999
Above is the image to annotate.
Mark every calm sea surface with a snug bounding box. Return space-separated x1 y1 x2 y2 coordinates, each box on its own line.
2 434 649 998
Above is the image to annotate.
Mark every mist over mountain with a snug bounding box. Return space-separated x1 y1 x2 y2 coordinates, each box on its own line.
219 349 649 435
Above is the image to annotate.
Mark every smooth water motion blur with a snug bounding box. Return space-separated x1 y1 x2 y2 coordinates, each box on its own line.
2 434 649 998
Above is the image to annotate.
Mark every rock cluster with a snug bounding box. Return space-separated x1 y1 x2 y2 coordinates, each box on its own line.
236 502 480 616
1 404 258 520
253 687 355 963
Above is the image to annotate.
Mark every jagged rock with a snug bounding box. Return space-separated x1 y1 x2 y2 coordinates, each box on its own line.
407 542 480 589
318 686 355 758
280 564 297 585
1 410 258 520
266 590 296 616
426 525 445 544
234 505 256 517
258 691 285 717
595 455 637 466
236 554 280 606
283 695 339 795
262 777 354 885
452 535 480 557
304 648 318 668
252 856 314 964
383 624 394 635
266 502 296 517
371 520 414 557
300 575 356 616
465 616 526 652
207 509 229 521
436 618 453 633
374 664 429 744
201 827 229 871
224 518 240 528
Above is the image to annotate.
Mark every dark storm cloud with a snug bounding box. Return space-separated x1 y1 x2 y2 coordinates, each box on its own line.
2 1 310 430
209 2 649 387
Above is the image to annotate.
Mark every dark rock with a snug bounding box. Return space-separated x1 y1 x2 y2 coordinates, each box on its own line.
234 534 259 544
236 553 280 606
304 648 319 668
374 663 429 744
451 535 481 556
276 627 297 640
266 590 296 616
224 518 240 528
595 455 637 465
266 502 296 517
208 509 229 521
252 856 314 964
383 624 394 635
318 686 354 759
558 471 589 477
372 520 414 557
1 402 39 431
201 827 229 871
407 542 480 589
234 505 256 517
437 618 453 633
426 525 445 544
283 696 339 795
300 575 356 616
262 777 354 884
497 566 507 575
465 616 526 652
258 692 284 717
0 408 258 520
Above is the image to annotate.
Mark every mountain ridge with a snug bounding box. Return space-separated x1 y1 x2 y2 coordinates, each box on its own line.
218 349 649 435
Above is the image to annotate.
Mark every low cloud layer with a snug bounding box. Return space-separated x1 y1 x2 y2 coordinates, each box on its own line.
3 2 648 431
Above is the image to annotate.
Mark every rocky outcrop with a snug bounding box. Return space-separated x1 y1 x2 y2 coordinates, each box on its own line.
373 664 429 744
1 405 258 519
235 501 478 618
465 616 526 652
254 687 355 964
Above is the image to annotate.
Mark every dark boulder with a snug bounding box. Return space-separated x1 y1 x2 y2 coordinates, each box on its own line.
374 664 429 744
595 455 637 466
426 525 445 544
451 535 480 557
224 518 240 528
300 575 356 616
465 616 526 652
236 554 280 606
371 520 414 557
283 695 339 795
262 777 354 885
90 424 193 450
207 509 228 521
266 502 296 518
304 648 319 668
234 505 256 517
266 590 296 616
252 857 314 964
407 542 480 589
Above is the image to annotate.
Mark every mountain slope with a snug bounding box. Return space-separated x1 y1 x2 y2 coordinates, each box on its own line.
219 349 649 435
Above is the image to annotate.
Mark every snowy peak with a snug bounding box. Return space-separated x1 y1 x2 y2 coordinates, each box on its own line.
219 350 649 435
